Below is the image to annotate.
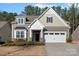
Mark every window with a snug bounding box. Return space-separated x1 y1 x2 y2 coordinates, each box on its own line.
47 17 53 23
16 30 25 38
49 33 54 35
61 33 65 35
16 31 20 38
55 33 59 35
16 18 24 24
44 33 48 35
21 31 24 38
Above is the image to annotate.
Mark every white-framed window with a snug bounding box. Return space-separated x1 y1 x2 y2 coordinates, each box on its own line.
16 18 25 24
61 33 65 35
15 29 26 38
47 17 53 23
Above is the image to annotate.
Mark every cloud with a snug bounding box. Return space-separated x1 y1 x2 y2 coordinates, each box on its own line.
67 3 72 7
34 3 53 8
75 3 79 7
34 4 44 8
33 3 73 9
68 3 79 8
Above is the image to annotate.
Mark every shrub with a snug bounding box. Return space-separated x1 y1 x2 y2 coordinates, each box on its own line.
34 42 45 45
14 39 26 46
2 39 27 46
26 41 44 45
1 40 14 46
26 41 34 45
67 35 72 43
2 42 15 46
0 42 5 44
6 40 13 43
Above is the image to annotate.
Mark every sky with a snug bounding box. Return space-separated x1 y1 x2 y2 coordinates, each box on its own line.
0 3 72 14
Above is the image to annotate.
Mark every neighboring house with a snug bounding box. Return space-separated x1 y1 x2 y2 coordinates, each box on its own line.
0 21 11 42
72 25 79 42
12 7 70 43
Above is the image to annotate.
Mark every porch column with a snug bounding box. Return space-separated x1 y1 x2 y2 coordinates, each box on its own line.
12 25 14 41
29 29 32 41
30 29 32 37
40 29 43 42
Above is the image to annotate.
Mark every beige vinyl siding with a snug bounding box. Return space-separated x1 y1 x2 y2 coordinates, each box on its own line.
39 8 66 27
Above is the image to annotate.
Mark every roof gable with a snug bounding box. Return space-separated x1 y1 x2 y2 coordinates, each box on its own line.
38 7 70 28
29 20 45 29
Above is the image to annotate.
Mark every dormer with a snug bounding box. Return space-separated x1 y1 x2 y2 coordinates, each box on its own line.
16 18 25 24
15 14 26 25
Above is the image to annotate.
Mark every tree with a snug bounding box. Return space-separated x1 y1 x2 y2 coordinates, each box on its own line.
22 4 79 34
62 8 68 21
34 6 41 15
75 3 78 28
0 11 17 22
68 4 78 33
23 5 34 15
52 6 56 10
56 6 62 16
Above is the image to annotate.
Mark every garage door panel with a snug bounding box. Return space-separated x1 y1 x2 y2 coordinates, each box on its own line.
44 31 66 43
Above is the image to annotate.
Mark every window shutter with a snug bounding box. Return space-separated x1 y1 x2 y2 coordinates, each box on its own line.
47 17 48 23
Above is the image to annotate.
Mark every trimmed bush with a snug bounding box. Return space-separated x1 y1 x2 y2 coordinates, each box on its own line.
0 42 5 44
2 39 27 46
2 38 44 46
2 42 15 46
26 41 34 45
67 35 72 43
1 40 14 46
33 42 45 45
6 40 13 43
14 39 26 46
26 41 44 45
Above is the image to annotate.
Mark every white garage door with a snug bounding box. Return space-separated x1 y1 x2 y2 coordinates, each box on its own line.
44 31 66 43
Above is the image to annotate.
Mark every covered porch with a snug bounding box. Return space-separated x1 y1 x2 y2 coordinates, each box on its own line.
28 20 45 42
30 29 44 42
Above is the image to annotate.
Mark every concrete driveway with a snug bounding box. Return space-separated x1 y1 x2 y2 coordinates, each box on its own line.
45 43 79 56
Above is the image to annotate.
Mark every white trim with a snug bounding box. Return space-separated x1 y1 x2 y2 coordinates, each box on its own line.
37 7 50 20
29 20 45 38
37 7 70 28
16 18 25 25
44 31 66 43
12 24 14 41
28 19 37 28
28 7 70 29
28 7 49 28
14 29 26 39
28 19 45 28
38 20 45 27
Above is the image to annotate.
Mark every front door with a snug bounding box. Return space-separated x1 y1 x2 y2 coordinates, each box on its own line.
32 30 40 42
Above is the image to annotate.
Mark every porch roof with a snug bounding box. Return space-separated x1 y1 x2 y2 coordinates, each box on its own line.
14 27 28 30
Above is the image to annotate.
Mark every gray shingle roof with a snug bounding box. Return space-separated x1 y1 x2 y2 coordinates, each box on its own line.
0 21 7 28
26 15 38 22
12 15 38 24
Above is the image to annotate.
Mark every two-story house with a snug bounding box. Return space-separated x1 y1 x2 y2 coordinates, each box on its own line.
12 7 70 43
